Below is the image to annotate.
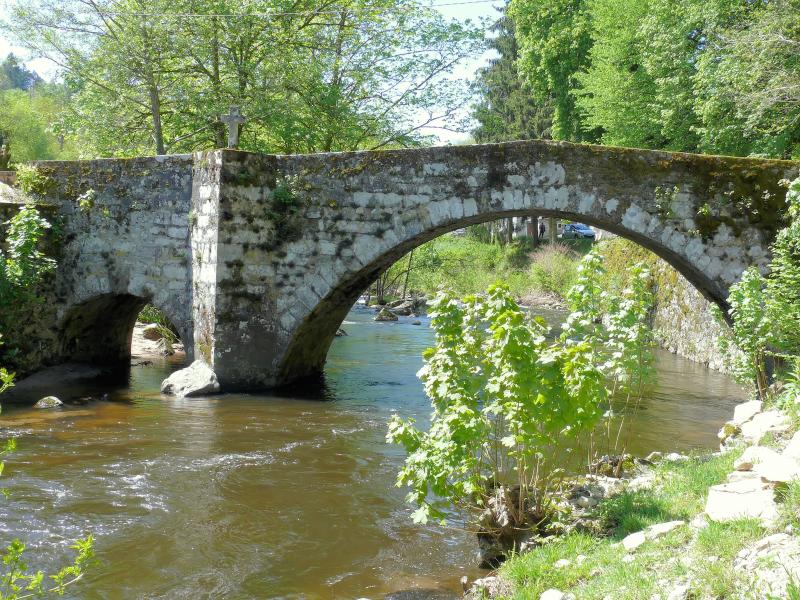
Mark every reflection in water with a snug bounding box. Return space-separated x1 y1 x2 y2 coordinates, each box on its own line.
0 305 744 598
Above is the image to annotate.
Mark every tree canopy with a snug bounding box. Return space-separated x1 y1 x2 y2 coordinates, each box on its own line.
510 0 800 158
5 0 484 157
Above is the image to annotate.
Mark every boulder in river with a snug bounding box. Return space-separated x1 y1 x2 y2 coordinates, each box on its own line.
335 328 348 336
142 323 164 341
34 396 63 409
374 308 398 322
160 360 220 398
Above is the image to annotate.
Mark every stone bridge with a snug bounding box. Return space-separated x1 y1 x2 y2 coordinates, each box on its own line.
9 140 799 390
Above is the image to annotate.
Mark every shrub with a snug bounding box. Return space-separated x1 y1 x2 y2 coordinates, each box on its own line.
387 284 608 528
529 242 578 297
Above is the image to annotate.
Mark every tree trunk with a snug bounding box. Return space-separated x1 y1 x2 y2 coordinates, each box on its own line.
402 249 414 299
548 217 557 244
506 218 514 244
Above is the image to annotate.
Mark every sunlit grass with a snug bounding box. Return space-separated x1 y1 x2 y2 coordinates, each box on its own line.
497 451 746 599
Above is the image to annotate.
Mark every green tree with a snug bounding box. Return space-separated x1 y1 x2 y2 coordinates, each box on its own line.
509 0 597 142
0 87 72 163
574 0 700 151
0 54 42 91
387 284 608 528
5 0 484 157
472 5 552 143
694 0 800 158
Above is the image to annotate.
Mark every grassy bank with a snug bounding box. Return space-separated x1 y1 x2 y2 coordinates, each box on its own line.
495 452 763 599
382 234 592 302
487 397 800 600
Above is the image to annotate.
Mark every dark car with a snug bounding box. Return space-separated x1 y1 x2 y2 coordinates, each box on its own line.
561 223 596 240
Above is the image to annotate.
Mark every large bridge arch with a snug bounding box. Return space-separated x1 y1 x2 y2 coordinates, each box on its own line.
207 142 798 389
17 140 799 389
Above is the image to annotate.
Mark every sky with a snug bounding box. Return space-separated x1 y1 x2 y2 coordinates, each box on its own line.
0 0 504 144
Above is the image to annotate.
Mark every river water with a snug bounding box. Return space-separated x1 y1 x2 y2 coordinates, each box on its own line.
0 305 745 599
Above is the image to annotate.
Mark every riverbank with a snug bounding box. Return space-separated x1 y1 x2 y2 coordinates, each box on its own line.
469 395 800 599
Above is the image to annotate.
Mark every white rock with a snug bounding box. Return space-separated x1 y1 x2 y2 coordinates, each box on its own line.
160 360 220 398
732 400 763 425
727 470 762 483
734 446 781 471
754 453 800 483
664 452 689 462
705 478 778 525
741 410 789 442
554 558 571 568
666 583 690 600
783 431 800 460
540 590 566 600
647 520 685 539
734 533 800 598
622 530 647 552
33 395 63 409
690 515 708 529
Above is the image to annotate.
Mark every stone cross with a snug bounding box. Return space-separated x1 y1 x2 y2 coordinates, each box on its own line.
220 106 246 149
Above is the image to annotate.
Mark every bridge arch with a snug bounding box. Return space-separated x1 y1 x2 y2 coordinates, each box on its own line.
59 292 190 365
276 210 727 386
206 142 798 389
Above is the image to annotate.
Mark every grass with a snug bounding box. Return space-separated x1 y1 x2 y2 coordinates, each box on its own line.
495 451 761 599
137 304 179 344
388 235 587 302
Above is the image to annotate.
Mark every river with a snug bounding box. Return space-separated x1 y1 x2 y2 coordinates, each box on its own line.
0 305 745 599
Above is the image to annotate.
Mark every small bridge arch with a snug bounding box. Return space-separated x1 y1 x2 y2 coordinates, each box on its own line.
21 140 800 390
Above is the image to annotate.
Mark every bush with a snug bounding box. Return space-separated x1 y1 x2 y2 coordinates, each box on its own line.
387 284 608 529
529 243 578 297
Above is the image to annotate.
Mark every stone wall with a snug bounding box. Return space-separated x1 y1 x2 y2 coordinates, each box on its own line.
650 259 731 371
5 155 196 373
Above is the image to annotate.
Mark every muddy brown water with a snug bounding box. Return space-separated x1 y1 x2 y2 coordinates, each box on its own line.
0 305 745 599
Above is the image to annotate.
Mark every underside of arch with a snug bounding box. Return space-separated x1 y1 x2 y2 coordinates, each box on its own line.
277 209 726 387
60 293 185 365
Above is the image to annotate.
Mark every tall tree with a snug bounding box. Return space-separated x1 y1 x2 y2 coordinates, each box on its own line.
4 0 484 157
472 5 552 143
0 54 43 90
509 0 597 142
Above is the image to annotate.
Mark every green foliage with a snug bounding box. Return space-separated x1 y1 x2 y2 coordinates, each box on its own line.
13 166 52 199
718 267 772 398
471 6 553 143
388 250 655 528
6 0 485 157
0 87 72 164
528 243 578 298
0 205 56 370
0 54 41 92
498 451 749 599
387 284 608 525
509 0 597 142
510 0 799 157
0 536 95 600
717 177 800 397
137 304 179 346
766 177 800 356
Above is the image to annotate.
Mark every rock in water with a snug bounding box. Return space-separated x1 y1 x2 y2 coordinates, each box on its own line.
160 360 220 398
34 396 63 409
142 323 163 341
374 308 398 322
335 328 348 337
